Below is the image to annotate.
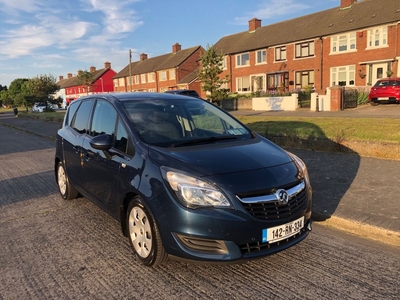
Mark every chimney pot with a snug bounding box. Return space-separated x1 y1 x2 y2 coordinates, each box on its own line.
104 61 111 69
341 0 357 8
140 53 148 61
90 66 96 72
172 43 181 53
249 18 262 32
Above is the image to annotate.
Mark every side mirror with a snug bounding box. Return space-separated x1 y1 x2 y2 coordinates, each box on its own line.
90 134 112 151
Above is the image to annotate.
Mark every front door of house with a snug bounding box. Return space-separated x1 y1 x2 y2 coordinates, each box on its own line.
370 63 388 84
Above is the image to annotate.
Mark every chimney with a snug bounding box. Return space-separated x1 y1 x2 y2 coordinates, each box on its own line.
140 53 148 61
104 61 111 69
249 18 262 32
59 75 64 81
90 66 96 72
172 43 181 53
341 0 357 8
67 73 72 78
77 70 83 76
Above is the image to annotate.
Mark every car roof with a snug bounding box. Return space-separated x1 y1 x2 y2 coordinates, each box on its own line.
164 89 197 93
376 77 400 81
77 92 199 103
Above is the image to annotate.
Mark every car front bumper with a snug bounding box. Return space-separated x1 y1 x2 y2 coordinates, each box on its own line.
150 188 312 263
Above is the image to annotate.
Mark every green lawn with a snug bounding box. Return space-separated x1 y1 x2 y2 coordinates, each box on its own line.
236 116 400 144
9 109 400 144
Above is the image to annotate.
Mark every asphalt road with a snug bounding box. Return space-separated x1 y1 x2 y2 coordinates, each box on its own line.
1 118 399 299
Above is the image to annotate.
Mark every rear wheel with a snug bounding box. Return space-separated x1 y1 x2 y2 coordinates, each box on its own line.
56 161 79 200
127 197 167 267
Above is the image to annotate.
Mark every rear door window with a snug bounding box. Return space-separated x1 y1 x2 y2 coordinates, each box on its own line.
71 100 94 134
90 100 117 137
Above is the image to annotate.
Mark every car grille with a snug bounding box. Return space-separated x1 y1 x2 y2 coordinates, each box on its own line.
237 181 307 220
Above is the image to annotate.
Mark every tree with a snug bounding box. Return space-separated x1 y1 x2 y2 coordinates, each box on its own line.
198 44 230 103
0 90 13 107
8 78 29 95
24 74 61 108
76 70 94 95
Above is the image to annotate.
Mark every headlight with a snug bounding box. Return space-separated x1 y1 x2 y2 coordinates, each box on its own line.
286 151 311 186
162 168 231 208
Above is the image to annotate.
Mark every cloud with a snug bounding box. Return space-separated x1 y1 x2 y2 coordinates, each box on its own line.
233 0 310 25
85 0 143 34
0 0 42 14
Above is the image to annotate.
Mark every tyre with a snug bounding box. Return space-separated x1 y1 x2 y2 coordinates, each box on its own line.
56 161 79 200
370 101 379 106
127 197 168 267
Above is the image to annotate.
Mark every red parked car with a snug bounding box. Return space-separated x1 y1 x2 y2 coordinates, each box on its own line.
368 77 400 106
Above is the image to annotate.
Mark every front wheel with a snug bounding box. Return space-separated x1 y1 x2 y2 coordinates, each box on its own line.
56 161 79 200
127 197 168 267
370 101 379 106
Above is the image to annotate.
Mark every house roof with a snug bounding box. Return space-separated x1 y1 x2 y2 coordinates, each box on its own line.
178 68 199 84
213 0 400 55
114 45 202 79
58 68 111 88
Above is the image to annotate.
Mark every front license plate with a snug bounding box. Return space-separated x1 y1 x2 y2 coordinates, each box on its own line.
378 97 389 100
262 217 304 243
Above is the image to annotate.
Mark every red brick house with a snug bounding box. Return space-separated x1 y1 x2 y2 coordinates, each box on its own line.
57 62 116 107
113 43 204 94
212 0 400 96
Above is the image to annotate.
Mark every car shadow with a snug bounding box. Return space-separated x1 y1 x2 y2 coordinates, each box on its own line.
245 120 361 222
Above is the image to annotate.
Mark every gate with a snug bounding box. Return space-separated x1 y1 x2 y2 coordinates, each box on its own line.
341 88 358 109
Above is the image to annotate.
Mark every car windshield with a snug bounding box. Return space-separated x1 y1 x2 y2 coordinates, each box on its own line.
122 98 252 147
375 80 400 87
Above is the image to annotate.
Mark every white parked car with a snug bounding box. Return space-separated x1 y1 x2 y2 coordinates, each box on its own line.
32 103 47 112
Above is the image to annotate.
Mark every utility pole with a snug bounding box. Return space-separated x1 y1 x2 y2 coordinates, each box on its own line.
129 49 132 92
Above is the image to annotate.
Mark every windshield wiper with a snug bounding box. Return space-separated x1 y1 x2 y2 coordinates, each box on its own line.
171 136 237 147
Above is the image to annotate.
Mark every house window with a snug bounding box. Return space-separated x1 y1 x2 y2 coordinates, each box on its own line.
331 32 356 53
267 72 289 90
250 75 265 92
221 56 227 69
256 50 266 64
148 72 155 82
114 79 119 87
160 71 167 81
141 74 146 83
275 46 286 61
236 77 250 92
169 69 175 80
236 53 250 67
295 70 315 89
295 41 315 58
368 27 387 48
331 65 355 86
134 75 139 84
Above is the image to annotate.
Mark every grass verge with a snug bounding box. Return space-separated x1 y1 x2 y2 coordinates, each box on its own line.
12 110 400 159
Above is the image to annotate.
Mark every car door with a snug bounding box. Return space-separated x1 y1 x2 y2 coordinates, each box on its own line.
63 99 94 191
80 99 118 207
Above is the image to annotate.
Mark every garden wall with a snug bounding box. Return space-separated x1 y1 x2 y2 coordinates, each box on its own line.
220 98 252 110
252 93 298 111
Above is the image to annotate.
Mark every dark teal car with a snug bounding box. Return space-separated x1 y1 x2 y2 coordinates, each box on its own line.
55 92 312 267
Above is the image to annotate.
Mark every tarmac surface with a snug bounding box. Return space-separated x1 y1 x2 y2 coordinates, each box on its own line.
0 108 399 247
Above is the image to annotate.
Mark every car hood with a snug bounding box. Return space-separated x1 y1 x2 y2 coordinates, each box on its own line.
148 136 292 176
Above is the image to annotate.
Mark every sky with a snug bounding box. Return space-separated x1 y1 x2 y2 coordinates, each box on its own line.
0 0 339 87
